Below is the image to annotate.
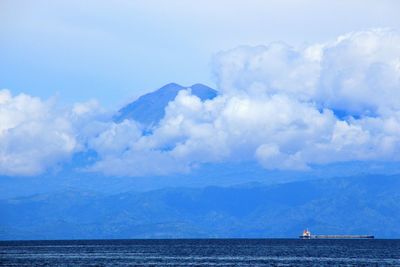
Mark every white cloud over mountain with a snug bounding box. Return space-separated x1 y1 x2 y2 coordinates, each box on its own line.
1 29 400 176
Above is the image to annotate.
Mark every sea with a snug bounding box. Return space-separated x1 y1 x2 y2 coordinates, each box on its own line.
1 239 399 266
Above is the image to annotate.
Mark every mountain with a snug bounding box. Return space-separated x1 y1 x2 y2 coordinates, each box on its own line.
113 83 218 127
1 174 399 240
1 83 399 240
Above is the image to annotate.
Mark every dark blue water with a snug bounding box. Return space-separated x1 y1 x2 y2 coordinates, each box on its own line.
1 239 399 266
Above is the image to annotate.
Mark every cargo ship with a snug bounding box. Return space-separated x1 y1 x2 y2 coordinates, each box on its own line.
299 229 374 239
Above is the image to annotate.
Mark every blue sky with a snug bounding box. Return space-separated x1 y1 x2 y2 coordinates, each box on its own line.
1 0 400 107
1 1 400 178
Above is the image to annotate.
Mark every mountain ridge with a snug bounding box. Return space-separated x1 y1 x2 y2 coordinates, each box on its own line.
1 174 399 240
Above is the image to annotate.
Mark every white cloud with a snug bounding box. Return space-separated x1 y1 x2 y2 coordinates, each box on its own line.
89 120 142 157
1 29 400 177
214 29 400 117
0 90 77 176
72 99 101 116
88 29 400 176
213 43 321 100
317 29 400 115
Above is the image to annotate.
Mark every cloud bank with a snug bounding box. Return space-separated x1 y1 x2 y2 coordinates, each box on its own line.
1 29 400 176
0 90 76 175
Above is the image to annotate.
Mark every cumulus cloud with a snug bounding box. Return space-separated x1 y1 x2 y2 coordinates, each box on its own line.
0 90 77 176
317 29 400 115
214 29 400 116
0 90 113 176
1 28 400 177
213 42 321 100
90 28 400 176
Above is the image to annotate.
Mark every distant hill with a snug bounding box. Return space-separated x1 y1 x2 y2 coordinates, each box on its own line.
114 83 218 127
1 174 399 240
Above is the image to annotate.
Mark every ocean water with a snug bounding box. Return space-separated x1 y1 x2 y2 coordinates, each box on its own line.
1 239 399 266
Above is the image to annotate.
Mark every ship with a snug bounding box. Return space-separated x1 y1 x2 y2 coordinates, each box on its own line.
299 229 374 239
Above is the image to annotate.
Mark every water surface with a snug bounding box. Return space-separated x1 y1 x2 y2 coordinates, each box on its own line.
1 239 399 266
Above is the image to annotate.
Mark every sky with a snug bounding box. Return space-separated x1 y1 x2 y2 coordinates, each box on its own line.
1 0 400 178
1 0 400 107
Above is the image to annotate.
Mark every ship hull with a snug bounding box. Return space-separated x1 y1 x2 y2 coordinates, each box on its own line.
300 235 374 239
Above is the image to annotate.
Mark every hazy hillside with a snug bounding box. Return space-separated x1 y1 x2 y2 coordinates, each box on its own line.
1 175 399 240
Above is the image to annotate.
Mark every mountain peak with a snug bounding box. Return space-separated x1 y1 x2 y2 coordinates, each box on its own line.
114 83 218 127
191 83 212 88
158 83 185 91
